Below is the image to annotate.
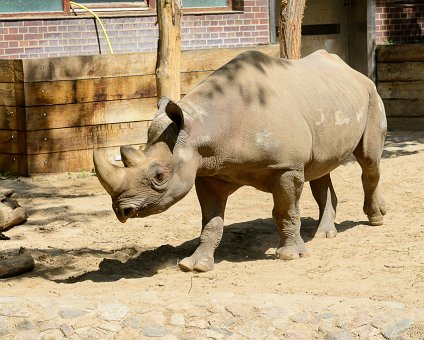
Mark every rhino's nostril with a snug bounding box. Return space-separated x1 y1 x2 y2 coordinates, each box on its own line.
120 206 134 218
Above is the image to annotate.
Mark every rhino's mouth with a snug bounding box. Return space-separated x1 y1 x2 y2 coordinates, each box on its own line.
113 201 166 222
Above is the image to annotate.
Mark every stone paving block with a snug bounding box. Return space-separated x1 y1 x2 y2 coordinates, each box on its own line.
382 319 414 340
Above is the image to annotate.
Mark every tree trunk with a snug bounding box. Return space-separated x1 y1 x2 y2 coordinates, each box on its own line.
278 0 306 59
156 0 182 101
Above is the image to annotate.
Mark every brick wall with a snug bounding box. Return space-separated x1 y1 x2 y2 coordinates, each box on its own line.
375 1 424 44
0 0 269 59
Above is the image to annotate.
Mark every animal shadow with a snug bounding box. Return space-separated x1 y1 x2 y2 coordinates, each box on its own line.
56 217 361 283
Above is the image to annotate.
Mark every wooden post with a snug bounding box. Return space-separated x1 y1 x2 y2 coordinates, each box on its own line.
278 0 306 59
156 0 182 101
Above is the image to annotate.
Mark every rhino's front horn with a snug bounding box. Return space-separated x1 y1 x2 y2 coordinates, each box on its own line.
120 146 146 167
93 148 126 196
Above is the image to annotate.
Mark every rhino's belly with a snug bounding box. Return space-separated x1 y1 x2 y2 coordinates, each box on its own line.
304 133 363 182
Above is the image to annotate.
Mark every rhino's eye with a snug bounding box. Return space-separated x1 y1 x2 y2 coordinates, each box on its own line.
155 172 165 182
151 168 169 191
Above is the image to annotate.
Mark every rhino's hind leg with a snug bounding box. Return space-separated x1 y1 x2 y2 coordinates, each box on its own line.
273 170 310 260
354 91 387 225
310 174 338 238
178 177 239 272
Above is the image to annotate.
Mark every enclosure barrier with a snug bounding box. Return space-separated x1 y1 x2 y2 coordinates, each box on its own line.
377 44 424 131
0 45 279 176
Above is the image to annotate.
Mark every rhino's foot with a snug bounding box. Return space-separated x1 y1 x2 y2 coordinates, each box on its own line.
365 195 387 226
178 256 214 272
314 221 337 238
276 238 310 260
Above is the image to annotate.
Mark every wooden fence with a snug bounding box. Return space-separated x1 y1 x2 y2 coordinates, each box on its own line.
0 45 279 176
377 44 424 130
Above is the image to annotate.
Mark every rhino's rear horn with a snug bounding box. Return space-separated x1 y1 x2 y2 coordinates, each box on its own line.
120 146 146 167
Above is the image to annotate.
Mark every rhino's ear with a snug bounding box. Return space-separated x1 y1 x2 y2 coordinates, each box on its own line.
165 100 184 131
157 96 170 110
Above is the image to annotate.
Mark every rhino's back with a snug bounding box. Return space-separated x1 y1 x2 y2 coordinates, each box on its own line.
182 50 374 181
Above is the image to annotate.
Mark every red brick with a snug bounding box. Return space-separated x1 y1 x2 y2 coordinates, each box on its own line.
4 34 23 41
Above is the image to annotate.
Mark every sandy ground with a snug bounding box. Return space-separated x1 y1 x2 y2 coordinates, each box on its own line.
0 131 423 339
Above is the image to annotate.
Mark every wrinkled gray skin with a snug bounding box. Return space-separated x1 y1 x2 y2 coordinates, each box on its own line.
94 50 387 272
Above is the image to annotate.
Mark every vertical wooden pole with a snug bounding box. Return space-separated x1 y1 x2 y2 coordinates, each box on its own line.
278 0 306 59
156 0 182 101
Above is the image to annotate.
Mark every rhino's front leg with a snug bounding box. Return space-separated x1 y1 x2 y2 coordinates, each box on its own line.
178 177 240 272
273 170 310 260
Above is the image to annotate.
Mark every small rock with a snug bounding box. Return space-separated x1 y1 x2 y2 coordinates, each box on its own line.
290 312 310 323
209 326 232 336
39 319 61 332
13 330 41 340
58 308 87 319
0 316 10 335
382 319 414 340
283 330 313 340
169 313 185 327
39 329 65 340
74 326 105 339
145 311 166 326
202 328 225 339
260 306 286 319
97 322 122 332
185 319 209 329
271 317 289 329
59 323 75 337
16 320 35 331
350 312 370 329
319 313 336 320
323 329 354 340
160 335 178 340
354 324 381 338
123 316 143 329
142 324 168 337
237 322 267 339
98 303 130 321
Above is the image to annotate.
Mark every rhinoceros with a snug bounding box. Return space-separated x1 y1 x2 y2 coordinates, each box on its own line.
93 50 387 272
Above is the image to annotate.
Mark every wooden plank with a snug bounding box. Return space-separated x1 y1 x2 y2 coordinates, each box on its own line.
22 52 157 82
25 98 157 131
0 130 26 154
378 81 424 100
383 99 424 117
0 59 23 83
23 70 213 107
0 82 25 107
24 74 157 106
180 44 280 72
0 154 28 176
387 117 424 131
26 144 143 174
26 121 150 154
22 45 280 82
378 62 424 82
181 70 213 95
0 106 25 130
377 44 424 62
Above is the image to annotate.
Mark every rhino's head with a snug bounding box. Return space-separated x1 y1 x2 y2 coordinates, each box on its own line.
93 98 199 223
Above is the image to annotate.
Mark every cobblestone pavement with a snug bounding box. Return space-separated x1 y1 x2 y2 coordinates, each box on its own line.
1 290 423 339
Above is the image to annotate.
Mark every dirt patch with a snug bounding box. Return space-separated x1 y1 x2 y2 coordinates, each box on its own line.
0 131 423 338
